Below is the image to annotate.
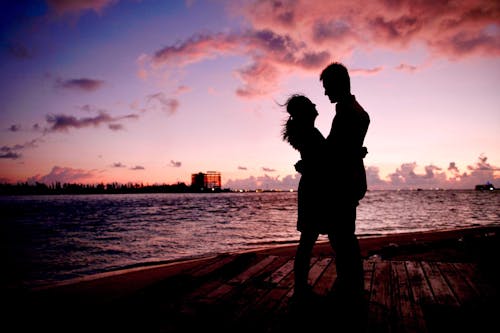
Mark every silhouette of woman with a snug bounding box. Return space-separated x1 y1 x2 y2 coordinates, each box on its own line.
281 94 329 300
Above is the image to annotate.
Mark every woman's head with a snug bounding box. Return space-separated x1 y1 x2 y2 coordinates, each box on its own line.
285 94 318 121
281 94 318 150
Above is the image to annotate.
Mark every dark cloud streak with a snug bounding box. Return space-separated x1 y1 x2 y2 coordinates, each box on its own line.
1 138 42 160
55 78 105 92
169 160 182 168
45 111 138 132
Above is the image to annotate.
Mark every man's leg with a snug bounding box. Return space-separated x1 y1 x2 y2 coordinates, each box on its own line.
328 204 363 294
328 204 367 332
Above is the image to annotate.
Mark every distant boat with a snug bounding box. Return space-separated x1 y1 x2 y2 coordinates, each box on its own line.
475 182 496 191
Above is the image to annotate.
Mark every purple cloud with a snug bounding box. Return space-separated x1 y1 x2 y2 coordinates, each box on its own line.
55 78 105 92
45 111 138 132
1 138 42 160
46 0 117 16
0 151 21 159
8 124 21 132
169 160 182 168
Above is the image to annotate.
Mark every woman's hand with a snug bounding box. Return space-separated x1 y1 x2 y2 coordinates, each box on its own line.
361 146 368 158
294 160 304 174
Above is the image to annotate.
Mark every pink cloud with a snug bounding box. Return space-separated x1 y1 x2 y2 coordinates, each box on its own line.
174 85 191 95
27 166 98 184
152 33 240 67
144 0 498 99
395 63 418 72
149 29 332 98
240 0 499 56
350 66 384 76
467 154 500 171
224 174 299 191
235 60 281 98
365 155 500 190
146 93 179 115
224 155 499 190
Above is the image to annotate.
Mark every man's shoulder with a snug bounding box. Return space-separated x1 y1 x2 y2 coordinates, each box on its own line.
352 98 369 120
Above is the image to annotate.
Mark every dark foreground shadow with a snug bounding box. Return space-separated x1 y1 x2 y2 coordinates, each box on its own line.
280 289 369 333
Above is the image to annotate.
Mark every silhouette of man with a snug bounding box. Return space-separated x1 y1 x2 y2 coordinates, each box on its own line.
320 62 370 297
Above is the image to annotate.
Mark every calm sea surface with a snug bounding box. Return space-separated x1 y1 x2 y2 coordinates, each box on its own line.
2 190 499 289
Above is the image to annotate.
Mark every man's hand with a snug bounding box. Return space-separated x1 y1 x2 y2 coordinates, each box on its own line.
294 160 304 174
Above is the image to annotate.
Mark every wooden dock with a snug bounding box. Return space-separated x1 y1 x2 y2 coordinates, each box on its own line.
10 227 500 332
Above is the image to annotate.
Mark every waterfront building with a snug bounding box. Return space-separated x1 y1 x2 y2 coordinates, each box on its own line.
191 171 221 191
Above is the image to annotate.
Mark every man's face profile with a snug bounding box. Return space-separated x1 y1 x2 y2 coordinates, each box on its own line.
322 79 339 104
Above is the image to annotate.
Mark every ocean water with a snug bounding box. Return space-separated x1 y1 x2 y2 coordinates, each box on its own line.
2 190 499 290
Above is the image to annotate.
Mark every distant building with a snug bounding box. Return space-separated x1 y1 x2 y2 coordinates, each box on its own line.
191 171 221 191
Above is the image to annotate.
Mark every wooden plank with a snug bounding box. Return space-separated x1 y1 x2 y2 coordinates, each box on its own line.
235 257 321 333
309 257 332 287
204 255 278 300
228 255 278 284
222 256 290 331
203 281 234 301
276 257 320 312
367 260 392 333
392 261 427 333
405 261 434 305
248 259 296 312
264 258 295 285
420 262 459 307
182 252 261 301
363 260 375 295
190 254 239 277
452 262 496 299
167 256 499 333
404 261 432 333
437 262 476 305
313 258 337 295
225 255 289 307
179 255 285 332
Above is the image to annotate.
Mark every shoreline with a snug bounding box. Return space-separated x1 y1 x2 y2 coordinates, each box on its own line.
27 225 500 294
9 225 498 292
7 225 499 333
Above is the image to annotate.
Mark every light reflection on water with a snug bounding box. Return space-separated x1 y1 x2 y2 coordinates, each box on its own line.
2 190 499 289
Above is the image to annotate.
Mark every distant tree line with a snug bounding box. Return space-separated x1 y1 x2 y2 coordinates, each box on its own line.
0 181 230 195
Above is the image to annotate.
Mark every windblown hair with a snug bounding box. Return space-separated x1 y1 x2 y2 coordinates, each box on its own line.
281 94 311 151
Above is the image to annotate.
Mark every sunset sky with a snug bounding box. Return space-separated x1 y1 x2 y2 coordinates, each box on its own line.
1 0 499 190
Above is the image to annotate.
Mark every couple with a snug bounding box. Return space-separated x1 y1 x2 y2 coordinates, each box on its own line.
282 62 370 304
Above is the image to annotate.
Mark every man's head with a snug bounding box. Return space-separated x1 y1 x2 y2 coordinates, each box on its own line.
320 62 351 103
